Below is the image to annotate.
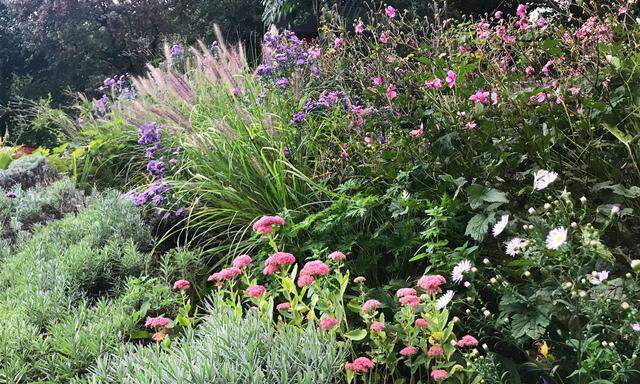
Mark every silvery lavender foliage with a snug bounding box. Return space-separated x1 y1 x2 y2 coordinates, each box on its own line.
87 301 345 384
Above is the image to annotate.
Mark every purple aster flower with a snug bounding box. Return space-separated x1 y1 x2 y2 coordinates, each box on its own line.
291 112 306 123
147 159 165 176
138 123 161 145
93 94 109 114
170 43 184 61
175 207 185 217
152 194 165 205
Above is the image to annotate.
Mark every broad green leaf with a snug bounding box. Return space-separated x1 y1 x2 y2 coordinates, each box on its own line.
344 329 367 340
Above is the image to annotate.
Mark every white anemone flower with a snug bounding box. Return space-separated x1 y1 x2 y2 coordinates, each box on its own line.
436 290 455 310
492 214 509 237
533 170 558 190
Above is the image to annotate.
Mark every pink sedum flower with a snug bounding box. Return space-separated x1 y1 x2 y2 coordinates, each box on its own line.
371 321 385 332
247 284 266 298
208 267 242 281
362 299 381 312
542 59 555 76
345 357 375 373
373 76 383 86
491 91 499 105
320 317 339 330
145 316 171 328
232 254 252 269
328 251 346 261
396 287 418 297
252 215 285 234
428 345 444 356
494 11 503 19
415 318 429 327
300 260 330 277
334 38 343 48
172 279 190 290
379 32 388 43
417 274 446 294
457 334 479 347
400 346 418 356
276 302 291 311
297 274 315 287
263 252 296 275
355 21 365 34
399 294 421 307
431 369 448 381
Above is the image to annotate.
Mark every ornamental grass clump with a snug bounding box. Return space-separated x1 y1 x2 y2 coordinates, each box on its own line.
82 26 324 257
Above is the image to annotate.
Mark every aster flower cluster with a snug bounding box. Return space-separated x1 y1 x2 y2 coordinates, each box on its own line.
128 123 169 206
256 30 320 90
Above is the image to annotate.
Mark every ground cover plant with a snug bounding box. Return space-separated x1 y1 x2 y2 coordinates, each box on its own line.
2 0 640 383
0 192 155 382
